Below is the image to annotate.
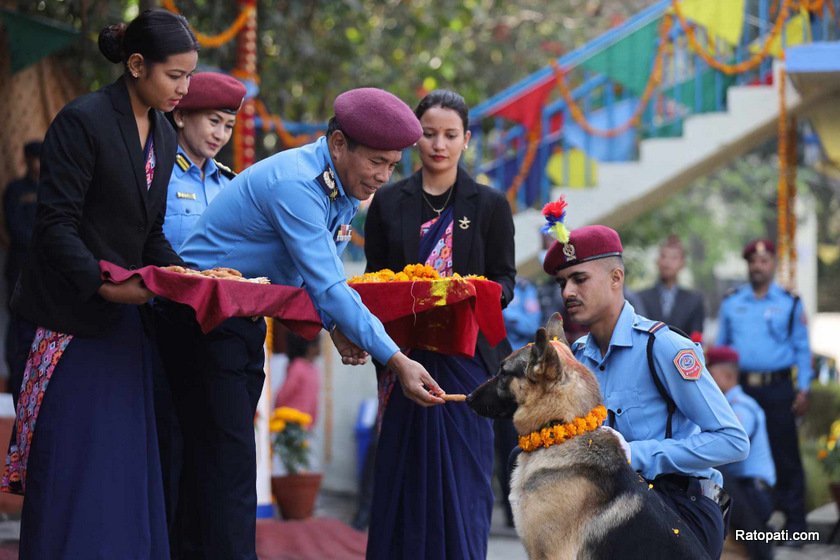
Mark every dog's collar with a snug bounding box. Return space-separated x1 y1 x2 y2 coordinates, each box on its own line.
518 405 608 453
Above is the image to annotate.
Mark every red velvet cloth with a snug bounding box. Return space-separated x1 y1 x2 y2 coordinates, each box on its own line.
99 261 322 338
100 262 506 357
349 278 506 358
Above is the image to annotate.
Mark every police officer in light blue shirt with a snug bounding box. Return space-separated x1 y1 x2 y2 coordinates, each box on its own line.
164 72 245 252
544 223 749 560
717 238 811 539
707 345 776 560
158 88 446 559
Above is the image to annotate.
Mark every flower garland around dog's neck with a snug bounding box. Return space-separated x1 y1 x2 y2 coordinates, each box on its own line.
518 405 608 452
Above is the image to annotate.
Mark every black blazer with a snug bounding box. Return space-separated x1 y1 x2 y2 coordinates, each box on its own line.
13 78 183 337
637 285 706 337
364 167 516 373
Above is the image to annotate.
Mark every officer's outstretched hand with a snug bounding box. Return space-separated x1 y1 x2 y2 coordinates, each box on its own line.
387 352 445 407
330 327 369 365
98 276 154 305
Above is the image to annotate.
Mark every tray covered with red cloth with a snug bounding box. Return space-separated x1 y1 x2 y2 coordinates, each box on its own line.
99 261 322 338
349 278 506 358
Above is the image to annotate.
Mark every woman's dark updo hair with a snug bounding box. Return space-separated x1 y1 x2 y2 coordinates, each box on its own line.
414 89 470 132
98 9 198 68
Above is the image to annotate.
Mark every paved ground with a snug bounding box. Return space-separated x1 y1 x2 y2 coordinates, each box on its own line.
0 493 836 558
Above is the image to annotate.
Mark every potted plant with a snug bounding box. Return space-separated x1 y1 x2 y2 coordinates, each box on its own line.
816 419 840 508
269 406 322 520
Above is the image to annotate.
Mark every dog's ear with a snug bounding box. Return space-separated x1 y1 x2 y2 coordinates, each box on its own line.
527 327 563 383
531 327 548 361
539 336 563 382
545 312 569 346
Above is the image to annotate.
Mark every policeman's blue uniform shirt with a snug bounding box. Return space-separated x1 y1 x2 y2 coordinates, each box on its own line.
571 302 749 486
721 384 776 486
502 278 541 349
179 136 399 365
164 146 230 252
717 282 813 391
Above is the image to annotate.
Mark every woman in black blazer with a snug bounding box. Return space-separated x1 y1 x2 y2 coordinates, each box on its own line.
364 90 515 560
2 11 197 559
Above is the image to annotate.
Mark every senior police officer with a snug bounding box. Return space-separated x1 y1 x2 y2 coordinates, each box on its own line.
717 238 812 541
164 72 246 251
707 345 776 560
545 224 749 560
157 87 445 560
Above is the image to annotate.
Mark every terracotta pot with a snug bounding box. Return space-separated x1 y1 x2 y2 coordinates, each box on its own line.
271 472 323 520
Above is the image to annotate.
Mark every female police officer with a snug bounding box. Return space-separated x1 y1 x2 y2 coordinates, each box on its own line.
164 71 246 251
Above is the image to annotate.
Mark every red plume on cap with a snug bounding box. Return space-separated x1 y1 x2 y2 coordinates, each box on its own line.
541 196 570 243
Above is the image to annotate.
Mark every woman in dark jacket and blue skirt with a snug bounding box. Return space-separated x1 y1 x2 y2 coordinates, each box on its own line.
0 10 198 559
364 90 516 559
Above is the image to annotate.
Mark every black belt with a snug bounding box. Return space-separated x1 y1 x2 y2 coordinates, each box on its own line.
740 368 791 388
652 474 730 509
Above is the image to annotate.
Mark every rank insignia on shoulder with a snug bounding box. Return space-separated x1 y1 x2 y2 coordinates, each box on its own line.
316 165 339 201
176 191 197 200
673 349 702 381
336 224 352 243
214 159 237 180
175 154 191 172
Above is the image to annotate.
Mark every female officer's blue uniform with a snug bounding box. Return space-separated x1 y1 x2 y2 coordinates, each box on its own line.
163 147 233 252
543 224 749 560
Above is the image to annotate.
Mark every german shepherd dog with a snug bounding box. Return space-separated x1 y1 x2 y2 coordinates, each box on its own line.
468 315 710 560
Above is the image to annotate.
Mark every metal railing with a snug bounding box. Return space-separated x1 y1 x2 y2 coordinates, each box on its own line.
468 0 840 209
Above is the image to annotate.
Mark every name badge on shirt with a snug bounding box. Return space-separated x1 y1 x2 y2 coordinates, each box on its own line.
176 192 197 200
336 224 352 243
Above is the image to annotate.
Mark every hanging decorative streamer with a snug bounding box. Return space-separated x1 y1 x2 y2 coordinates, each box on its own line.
672 0 791 75
550 15 672 139
776 67 798 290
162 0 255 49
504 122 543 211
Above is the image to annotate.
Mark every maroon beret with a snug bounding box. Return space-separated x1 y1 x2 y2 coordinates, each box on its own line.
543 225 623 275
742 238 775 259
705 345 740 368
177 72 246 114
333 88 422 150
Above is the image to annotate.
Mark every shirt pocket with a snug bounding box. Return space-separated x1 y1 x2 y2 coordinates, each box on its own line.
606 389 653 441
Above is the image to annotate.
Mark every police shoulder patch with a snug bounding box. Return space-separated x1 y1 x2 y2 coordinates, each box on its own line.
214 159 237 180
673 348 702 381
175 153 190 172
315 165 338 201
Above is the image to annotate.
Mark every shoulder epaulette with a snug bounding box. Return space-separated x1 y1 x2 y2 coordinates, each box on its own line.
722 286 739 299
175 153 190 172
647 321 668 335
214 159 237 180
315 164 339 202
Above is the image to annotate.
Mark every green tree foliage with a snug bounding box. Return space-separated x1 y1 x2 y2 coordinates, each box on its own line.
21 0 656 119
616 146 818 306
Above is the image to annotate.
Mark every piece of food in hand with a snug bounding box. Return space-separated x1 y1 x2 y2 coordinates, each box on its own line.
441 394 467 402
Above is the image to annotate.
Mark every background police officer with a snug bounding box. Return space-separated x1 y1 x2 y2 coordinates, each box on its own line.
165 72 246 252
707 345 776 560
545 224 749 560
158 88 445 560
717 238 812 542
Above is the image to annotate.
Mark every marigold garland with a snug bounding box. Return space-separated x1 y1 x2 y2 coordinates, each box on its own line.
550 14 671 139
347 264 487 284
672 0 791 75
162 0 255 49
518 405 608 452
